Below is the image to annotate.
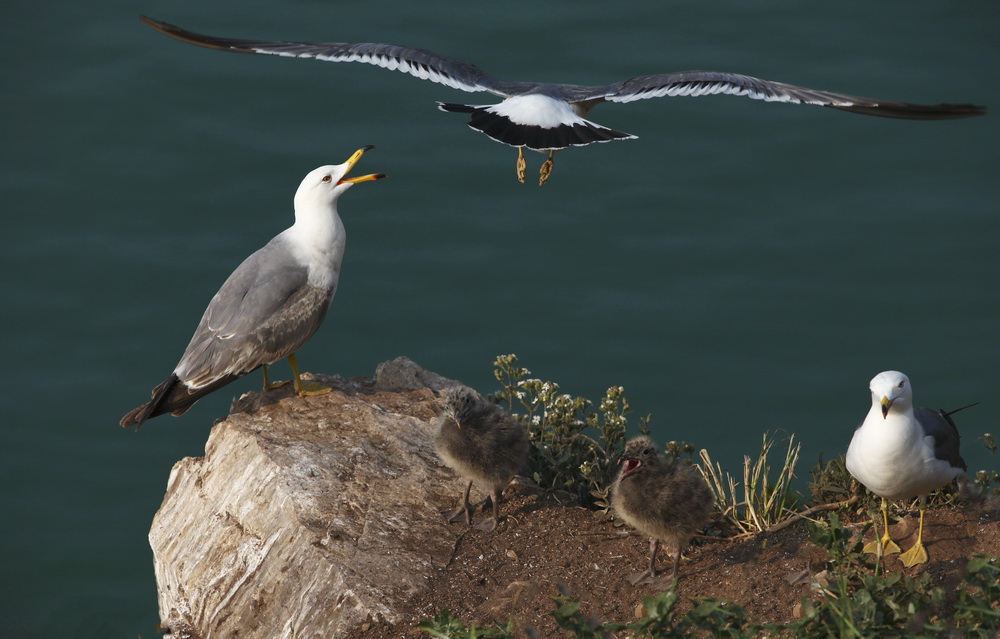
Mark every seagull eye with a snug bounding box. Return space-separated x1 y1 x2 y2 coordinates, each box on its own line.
898 381 905 389
321 175 333 183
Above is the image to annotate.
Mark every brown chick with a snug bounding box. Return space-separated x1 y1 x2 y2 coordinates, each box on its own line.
611 435 713 585
434 385 530 532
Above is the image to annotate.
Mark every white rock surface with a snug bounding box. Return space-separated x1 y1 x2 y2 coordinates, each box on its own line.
149 358 466 638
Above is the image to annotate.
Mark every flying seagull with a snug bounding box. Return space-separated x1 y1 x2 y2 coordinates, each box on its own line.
120 147 385 429
611 436 714 586
140 16 985 185
845 370 970 567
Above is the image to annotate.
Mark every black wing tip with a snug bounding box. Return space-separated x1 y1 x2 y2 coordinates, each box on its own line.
119 373 183 430
829 102 987 120
119 403 150 429
139 15 251 53
437 102 478 114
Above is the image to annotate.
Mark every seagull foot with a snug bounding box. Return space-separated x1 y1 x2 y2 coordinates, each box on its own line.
516 148 527 183
264 380 292 391
539 157 554 186
297 381 332 397
862 537 901 557
473 517 499 532
443 506 472 526
626 570 656 586
899 542 929 567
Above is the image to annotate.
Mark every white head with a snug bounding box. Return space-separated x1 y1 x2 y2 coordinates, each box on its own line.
869 370 913 419
292 146 385 220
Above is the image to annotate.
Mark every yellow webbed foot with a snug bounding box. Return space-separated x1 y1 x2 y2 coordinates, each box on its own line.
296 381 332 397
539 162 553 185
539 151 554 186
862 534 901 557
516 147 527 183
899 542 929 567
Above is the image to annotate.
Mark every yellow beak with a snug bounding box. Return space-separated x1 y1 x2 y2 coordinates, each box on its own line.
338 145 387 184
880 396 893 418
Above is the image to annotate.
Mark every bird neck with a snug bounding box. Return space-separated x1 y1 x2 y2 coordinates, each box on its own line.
867 404 919 439
287 206 346 288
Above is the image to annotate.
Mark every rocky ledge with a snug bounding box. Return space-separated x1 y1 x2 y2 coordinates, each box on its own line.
149 357 1000 639
150 357 468 638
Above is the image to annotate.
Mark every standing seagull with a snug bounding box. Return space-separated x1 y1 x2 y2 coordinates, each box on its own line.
434 385 529 532
845 370 969 567
140 16 985 185
120 147 385 429
611 436 714 585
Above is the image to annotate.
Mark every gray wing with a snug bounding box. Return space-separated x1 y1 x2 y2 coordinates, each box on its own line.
915 407 968 471
570 71 985 120
174 239 333 388
140 16 529 98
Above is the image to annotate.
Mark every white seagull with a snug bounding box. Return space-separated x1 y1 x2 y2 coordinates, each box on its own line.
845 370 970 567
120 147 385 429
140 16 986 185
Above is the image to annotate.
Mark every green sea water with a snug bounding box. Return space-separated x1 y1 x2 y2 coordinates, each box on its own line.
2 1 997 636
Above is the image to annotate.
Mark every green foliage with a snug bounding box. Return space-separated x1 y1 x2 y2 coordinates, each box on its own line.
417 609 515 639
808 454 857 508
953 554 1000 637
491 354 640 507
981 432 997 456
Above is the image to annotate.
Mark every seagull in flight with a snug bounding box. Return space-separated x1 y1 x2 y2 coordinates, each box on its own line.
141 16 986 185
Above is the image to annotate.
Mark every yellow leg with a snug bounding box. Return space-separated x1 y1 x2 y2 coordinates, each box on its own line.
538 151 554 186
863 498 901 556
262 364 291 391
288 352 331 397
516 147 527 183
899 498 930 567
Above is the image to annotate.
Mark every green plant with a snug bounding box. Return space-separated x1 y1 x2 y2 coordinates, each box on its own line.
697 431 802 535
417 609 515 638
953 554 1000 637
808 454 858 508
491 354 640 507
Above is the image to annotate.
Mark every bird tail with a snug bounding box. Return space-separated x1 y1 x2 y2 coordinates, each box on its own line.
119 372 241 429
437 102 636 151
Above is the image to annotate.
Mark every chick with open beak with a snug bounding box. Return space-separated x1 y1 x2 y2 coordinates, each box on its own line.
611 436 713 586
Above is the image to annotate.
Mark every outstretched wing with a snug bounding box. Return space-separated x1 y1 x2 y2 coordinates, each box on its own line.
573 71 985 120
141 16 527 98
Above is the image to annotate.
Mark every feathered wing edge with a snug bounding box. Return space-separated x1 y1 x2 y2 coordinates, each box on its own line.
139 15 518 96
596 71 985 120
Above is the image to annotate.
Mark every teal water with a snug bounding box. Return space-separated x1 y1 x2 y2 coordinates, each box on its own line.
2 1 997 636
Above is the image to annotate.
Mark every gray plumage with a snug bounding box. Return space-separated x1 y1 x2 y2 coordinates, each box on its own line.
434 385 529 532
140 16 985 184
612 436 713 584
120 149 384 428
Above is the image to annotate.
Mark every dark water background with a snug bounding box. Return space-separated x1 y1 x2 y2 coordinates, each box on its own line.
3 1 998 636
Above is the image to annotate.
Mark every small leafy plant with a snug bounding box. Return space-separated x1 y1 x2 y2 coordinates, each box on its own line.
491 354 644 507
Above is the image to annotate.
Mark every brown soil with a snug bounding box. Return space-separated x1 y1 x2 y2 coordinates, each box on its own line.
345 489 1000 638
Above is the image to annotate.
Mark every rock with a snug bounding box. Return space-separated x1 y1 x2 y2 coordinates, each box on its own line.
149 358 470 638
